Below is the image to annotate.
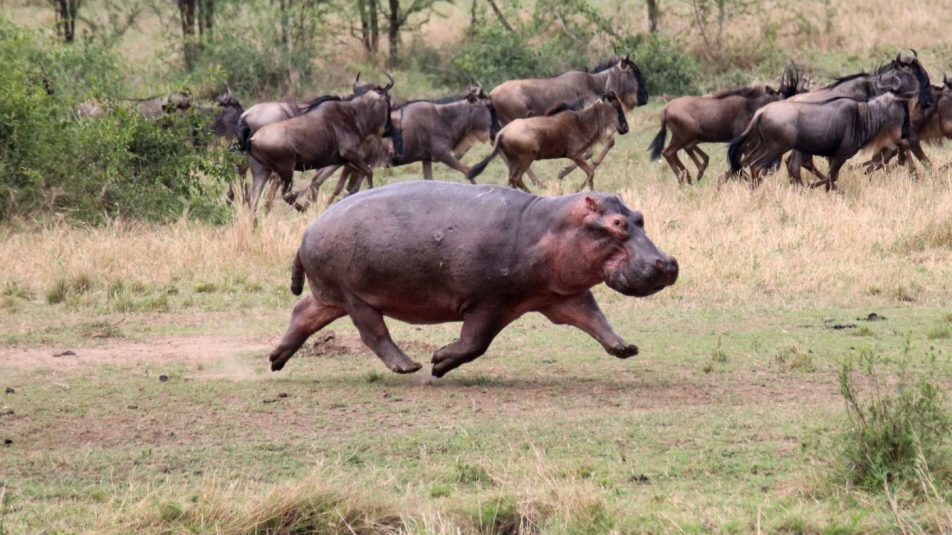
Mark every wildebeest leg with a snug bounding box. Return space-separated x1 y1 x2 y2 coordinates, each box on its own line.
785 152 804 186
661 138 692 185
816 158 846 192
508 158 533 192
556 146 596 179
800 154 828 182
263 179 281 214
431 305 517 378
571 157 598 191
422 160 433 180
684 143 709 182
328 168 353 202
908 139 932 169
248 158 273 216
539 291 638 358
347 299 422 374
269 294 346 372
525 167 545 188
435 154 475 184
291 166 342 212
898 142 919 180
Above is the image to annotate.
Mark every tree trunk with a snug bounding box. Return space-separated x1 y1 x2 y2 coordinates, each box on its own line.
357 0 379 55
646 0 659 33
485 0 514 32
387 0 400 67
177 0 215 70
49 0 81 42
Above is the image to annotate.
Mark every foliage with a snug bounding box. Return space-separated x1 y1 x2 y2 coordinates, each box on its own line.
614 33 700 96
0 17 229 224
837 347 951 492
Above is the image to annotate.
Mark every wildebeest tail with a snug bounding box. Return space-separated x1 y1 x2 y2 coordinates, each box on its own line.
236 115 252 153
290 250 305 296
727 114 762 172
487 103 502 142
466 136 502 180
648 116 667 161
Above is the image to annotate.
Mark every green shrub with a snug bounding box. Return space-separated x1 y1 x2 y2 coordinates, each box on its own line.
445 26 560 89
838 349 950 491
613 33 700 96
0 17 230 224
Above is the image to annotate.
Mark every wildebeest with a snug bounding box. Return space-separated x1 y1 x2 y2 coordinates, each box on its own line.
129 91 192 118
209 88 244 144
288 83 502 208
245 82 400 216
727 92 912 190
649 64 800 185
233 74 380 210
268 181 678 376
779 52 933 181
489 55 648 124
865 77 952 171
466 92 629 191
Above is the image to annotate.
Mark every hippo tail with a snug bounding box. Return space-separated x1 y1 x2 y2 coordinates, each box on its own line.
648 115 667 161
466 136 502 181
236 115 252 153
290 250 305 296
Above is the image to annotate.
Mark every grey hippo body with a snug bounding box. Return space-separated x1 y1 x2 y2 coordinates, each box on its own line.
269 181 678 377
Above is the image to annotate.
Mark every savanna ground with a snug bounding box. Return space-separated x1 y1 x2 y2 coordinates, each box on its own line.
3 0 952 532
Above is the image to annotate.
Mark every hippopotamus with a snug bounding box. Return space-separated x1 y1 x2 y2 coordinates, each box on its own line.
269 181 678 377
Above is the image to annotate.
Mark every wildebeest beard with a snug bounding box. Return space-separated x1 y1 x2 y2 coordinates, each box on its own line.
384 99 404 160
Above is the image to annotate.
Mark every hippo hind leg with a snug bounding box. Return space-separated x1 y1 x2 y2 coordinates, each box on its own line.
270 294 346 371
431 306 516 378
539 291 638 359
348 300 422 374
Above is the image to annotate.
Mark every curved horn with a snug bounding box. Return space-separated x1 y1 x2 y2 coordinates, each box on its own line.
353 72 361 91
911 48 918 59
384 72 395 90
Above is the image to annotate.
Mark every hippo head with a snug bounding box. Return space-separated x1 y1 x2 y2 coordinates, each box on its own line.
579 195 678 297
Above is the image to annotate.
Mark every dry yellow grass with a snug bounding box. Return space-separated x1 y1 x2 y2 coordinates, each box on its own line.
3 167 951 309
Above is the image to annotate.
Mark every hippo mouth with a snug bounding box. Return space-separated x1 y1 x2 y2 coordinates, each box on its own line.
605 259 679 297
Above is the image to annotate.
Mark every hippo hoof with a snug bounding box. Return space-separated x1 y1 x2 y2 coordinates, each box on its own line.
270 359 286 372
392 361 422 374
609 344 639 359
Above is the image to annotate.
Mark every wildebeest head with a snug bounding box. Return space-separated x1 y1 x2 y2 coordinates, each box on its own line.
600 91 629 135
779 61 801 99
878 51 933 109
463 81 501 141
216 87 240 108
163 91 192 113
594 55 648 109
358 73 402 158
577 194 678 297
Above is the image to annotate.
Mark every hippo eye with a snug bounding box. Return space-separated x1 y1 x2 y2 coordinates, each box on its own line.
634 218 644 228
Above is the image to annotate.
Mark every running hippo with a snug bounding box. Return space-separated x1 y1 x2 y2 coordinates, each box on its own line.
269 181 679 377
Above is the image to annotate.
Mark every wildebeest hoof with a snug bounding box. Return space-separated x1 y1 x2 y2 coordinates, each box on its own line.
608 344 639 359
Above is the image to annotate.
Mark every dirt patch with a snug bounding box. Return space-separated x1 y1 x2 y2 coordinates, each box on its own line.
0 334 271 371
299 330 440 359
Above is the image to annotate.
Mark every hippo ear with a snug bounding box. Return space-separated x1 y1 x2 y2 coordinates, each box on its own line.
584 195 601 214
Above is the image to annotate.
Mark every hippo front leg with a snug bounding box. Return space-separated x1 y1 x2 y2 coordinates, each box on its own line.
539 291 638 359
431 306 518 378
347 299 422 374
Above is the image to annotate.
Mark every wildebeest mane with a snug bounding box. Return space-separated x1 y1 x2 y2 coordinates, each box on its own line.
545 99 586 116
397 94 468 108
708 86 765 99
591 57 620 73
827 72 870 88
301 94 343 113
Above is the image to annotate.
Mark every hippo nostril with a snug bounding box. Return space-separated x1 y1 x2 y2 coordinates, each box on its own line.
655 259 664 270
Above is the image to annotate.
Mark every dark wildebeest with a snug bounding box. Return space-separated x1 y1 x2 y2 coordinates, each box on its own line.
779 52 933 182
245 83 400 216
864 78 952 171
210 88 244 144
466 92 629 191
268 181 678 377
491 55 647 183
287 83 503 208
727 92 912 190
648 64 800 185
232 74 380 210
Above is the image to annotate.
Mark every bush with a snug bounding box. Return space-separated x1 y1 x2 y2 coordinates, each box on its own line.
445 26 560 89
0 17 230 224
614 33 700 96
838 348 951 492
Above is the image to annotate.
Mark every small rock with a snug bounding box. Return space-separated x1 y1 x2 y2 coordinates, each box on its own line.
52 350 76 358
263 398 276 404
3 439 12 446
4 387 13 395
0 408 13 416
541 359 556 364
127 405 138 410
158 375 169 383
277 392 289 399
865 312 886 321
629 474 651 484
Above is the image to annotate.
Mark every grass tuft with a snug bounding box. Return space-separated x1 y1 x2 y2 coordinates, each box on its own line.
774 344 815 372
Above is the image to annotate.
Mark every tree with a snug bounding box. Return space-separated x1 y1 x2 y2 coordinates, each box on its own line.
47 0 81 42
353 0 380 56
382 0 442 67
646 0 659 32
175 0 214 70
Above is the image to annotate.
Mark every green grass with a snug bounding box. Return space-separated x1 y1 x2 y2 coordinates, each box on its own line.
1 302 950 532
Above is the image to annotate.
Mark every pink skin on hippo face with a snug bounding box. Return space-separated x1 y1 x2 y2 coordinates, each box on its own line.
268 181 678 377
